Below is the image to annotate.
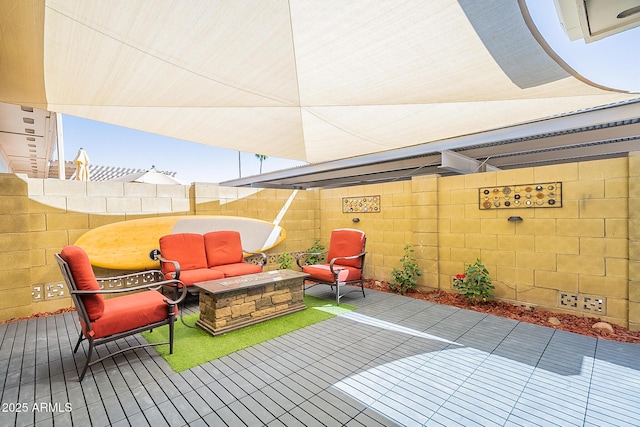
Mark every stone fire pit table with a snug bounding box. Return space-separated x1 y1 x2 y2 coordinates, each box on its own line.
194 269 309 336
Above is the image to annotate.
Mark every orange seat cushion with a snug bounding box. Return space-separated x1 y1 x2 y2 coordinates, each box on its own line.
303 264 361 283
165 267 224 286
82 290 175 339
60 246 105 321
212 263 262 278
327 229 366 268
159 233 207 275
204 231 244 267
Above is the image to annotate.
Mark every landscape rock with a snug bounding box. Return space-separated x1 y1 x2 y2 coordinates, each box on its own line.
548 317 561 326
592 322 614 334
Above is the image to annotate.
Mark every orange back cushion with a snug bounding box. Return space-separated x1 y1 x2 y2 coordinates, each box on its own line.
327 229 366 268
204 231 244 267
159 233 207 274
60 246 105 321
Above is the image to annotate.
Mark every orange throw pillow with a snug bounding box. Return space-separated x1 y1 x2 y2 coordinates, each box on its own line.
204 231 244 267
159 233 207 274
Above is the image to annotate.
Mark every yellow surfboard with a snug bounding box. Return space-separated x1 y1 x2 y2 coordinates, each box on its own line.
74 215 286 270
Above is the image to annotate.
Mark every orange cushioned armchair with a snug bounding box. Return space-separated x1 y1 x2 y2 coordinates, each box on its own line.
55 245 187 381
296 228 367 304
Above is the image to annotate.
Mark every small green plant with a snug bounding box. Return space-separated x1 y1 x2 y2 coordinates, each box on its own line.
452 259 494 304
305 239 326 265
278 251 293 270
390 244 422 295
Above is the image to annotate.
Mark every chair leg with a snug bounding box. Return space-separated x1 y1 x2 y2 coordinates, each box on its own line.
78 338 94 382
336 283 340 305
73 332 83 353
168 311 175 354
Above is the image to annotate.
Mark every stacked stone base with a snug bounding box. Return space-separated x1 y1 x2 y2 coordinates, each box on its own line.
197 276 305 336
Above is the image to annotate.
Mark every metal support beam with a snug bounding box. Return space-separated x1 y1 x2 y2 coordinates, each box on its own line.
55 112 64 180
438 150 500 174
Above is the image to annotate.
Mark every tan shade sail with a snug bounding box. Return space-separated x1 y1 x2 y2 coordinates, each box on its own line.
0 0 636 164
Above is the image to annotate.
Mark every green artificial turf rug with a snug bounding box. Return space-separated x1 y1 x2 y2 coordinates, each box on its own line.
141 295 355 372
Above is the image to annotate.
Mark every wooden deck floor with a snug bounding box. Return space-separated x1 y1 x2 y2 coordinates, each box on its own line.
1 287 639 426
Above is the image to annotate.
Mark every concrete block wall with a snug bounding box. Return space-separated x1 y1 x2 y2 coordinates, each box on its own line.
192 184 321 260
435 157 632 327
316 181 413 281
411 175 440 288
0 174 193 320
0 175 31 321
629 152 640 330
314 156 635 327
0 177 322 322
0 152 637 329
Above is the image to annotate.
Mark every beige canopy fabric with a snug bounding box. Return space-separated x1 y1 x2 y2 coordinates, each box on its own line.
0 0 636 164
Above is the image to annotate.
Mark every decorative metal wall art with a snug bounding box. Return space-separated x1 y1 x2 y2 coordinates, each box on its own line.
343 196 380 213
479 182 562 210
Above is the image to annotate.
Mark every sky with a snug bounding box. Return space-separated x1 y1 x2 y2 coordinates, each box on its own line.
59 0 640 185
61 117 307 184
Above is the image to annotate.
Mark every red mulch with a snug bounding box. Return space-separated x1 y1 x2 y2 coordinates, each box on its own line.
0 307 76 325
363 279 640 344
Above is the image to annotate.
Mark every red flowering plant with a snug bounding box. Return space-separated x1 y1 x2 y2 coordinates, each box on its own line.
452 259 494 304
453 273 466 287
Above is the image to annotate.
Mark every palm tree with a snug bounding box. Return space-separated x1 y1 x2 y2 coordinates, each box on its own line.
255 154 268 173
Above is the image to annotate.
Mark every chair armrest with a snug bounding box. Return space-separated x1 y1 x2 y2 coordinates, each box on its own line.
73 278 179 294
149 249 181 279
72 278 188 304
161 279 188 305
328 252 367 273
296 250 328 268
243 249 267 266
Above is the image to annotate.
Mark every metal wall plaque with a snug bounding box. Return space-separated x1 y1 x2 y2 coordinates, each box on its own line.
479 182 562 209
343 195 380 213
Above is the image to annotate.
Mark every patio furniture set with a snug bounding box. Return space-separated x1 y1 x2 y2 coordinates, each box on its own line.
55 228 367 381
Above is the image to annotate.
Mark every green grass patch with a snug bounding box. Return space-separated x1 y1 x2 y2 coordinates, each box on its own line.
141 295 354 372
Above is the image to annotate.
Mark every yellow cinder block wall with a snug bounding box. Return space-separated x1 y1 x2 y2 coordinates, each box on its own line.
433 157 632 327
1 153 637 329
192 185 320 257
628 152 640 330
0 175 31 320
0 177 320 322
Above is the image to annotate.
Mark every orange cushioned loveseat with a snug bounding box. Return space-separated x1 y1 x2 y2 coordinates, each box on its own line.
151 231 266 292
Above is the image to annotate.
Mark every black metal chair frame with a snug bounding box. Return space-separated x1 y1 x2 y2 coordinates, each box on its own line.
55 254 187 381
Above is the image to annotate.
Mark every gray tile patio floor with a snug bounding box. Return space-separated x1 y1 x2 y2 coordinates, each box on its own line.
1 286 639 426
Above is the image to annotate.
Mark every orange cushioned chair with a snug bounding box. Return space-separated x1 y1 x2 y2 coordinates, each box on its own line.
204 230 264 277
156 233 225 293
296 228 367 304
55 245 186 381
